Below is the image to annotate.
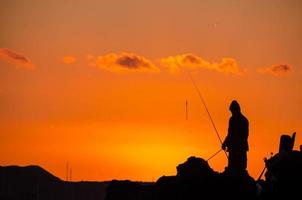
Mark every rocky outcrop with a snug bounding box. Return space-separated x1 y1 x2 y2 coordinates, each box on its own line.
105 156 257 200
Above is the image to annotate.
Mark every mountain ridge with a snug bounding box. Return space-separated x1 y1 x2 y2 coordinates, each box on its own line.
0 165 109 200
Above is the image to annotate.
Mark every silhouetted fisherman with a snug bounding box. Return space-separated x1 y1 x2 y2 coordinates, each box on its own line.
222 100 249 175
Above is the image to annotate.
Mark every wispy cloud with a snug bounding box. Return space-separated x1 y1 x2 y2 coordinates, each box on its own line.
95 53 160 73
257 64 292 76
63 56 77 64
159 53 244 75
0 48 34 70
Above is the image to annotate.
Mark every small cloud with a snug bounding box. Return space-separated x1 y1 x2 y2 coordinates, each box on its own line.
160 53 244 75
86 54 96 67
86 54 94 61
95 53 160 73
0 48 34 70
63 56 77 64
257 64 292 76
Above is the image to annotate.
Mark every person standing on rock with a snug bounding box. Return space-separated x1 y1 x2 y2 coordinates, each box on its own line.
222 100 249 174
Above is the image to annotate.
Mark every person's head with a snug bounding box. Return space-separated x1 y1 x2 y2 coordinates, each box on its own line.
229 100 241 115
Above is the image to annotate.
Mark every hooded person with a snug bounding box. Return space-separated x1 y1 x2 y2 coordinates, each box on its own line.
222 100 249 174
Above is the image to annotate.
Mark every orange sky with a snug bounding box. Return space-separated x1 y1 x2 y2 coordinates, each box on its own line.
1 0 302 181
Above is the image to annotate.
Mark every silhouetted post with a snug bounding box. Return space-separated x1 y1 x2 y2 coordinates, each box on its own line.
186 100 188 120
279 132 296 153
66 162 69 182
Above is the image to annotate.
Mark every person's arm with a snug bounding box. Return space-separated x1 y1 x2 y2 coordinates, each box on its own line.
244 119 249 140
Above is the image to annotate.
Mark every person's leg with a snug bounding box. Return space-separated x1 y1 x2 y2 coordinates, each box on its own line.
228 151 247 173
228 151 236 171
237 151 247 173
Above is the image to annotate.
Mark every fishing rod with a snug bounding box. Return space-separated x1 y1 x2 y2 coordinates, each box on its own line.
187 72 228 159
257 152 273 181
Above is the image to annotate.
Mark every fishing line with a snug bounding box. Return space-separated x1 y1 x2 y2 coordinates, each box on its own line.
207 149 223 162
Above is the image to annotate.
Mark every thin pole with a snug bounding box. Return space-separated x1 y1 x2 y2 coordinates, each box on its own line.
257 152 273 181
187 72 228 159
186 100 188 120
66 162 69 182
257 167 266 181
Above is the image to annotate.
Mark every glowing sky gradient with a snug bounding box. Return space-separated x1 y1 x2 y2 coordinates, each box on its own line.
1 0 302 181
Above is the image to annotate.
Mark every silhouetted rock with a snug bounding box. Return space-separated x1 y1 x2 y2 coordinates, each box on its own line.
105 180 153 200
105 134 302 200
259 150 302 199
154 157 220 199
105 156 256 200
176 156 216 180
220 168 256 199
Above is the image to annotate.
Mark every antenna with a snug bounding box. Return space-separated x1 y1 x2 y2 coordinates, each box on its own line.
66 162 69 182
186 100 188 120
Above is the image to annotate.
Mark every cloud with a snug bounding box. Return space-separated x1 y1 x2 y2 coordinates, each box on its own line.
63 56 77 64
85 54 94 61
159 53 244 75
0 48 34 69
257 64 292 76
95 53 160 73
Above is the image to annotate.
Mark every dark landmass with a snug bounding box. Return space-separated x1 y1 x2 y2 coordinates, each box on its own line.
106 156 256 200
0 165 109 200
105 150 302 200
1 146 301 200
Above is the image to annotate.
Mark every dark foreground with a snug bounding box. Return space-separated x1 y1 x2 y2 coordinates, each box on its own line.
0 165 109 200
106 151 302 200
1 149 302 200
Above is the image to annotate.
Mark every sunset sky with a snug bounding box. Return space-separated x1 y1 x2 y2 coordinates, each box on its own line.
1 0 302 181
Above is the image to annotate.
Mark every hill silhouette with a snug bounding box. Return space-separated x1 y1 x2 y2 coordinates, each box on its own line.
0 165 109 200
1 151 302 200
